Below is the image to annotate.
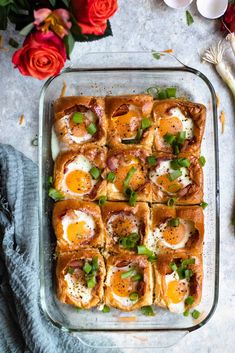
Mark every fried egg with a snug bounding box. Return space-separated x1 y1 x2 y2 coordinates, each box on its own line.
106 265 139 307
62 210 95 245
149 160 191 194
63 110 96 144
158 107 194 141
62 155 96 196
113 156 146 193
165 271 189 313
148 219 195 252
107 213 139 243
112 105 142 140
65 271 92 304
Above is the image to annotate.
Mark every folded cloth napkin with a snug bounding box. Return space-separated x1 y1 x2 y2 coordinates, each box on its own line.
0 144 120 353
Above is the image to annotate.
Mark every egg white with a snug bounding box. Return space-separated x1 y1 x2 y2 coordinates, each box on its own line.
149 160 192 193
65 273 92 304
168 107 194 139
63 110 96 144
106 265 138 307
165 272 189 313
62 155 96 196
107 213 139 243
62 210 95 244
148 219 195 252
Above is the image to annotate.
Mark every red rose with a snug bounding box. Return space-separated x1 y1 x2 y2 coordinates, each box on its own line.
71 0 118 35
221 2 235 33
12 31 66 80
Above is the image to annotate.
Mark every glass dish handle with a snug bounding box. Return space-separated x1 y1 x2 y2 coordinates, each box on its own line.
68 51 188 70
72 330 189 349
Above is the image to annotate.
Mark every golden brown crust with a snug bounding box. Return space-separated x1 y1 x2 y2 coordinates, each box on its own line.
152 99 206 156
105 94 154 147
101 202 150 253
154 250 203 309
56 248 106 309
53 96 107 149
105 146 152 202
53 200 104 251
150 153 203 204
104 253 153 311
53 146 107 201
150 204 204 253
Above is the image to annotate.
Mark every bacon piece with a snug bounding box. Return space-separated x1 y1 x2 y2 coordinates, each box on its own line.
116 260 130 268
112 104 129 117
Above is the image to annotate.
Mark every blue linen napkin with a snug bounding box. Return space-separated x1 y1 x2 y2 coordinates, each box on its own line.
0 144 119 353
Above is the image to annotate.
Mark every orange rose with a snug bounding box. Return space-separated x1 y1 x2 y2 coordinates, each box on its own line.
71 0 118 35
12 31 66 80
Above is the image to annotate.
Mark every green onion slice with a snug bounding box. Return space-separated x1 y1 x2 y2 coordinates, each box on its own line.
167 198 176 207
72 112 83 124
137 245 153 257
164 133 176 145
87 123 97 135
146 87 158 98
92 256 99 271
48 188 64 201
83 261 92 274
192 310 200 319
147 155 157 166
132 273 143 281
185 296 195 305
129 190 137 206
102 305 110 313
200 201 208 209
166 87 177 98
199 156 206 167
129 292 139 301
119 233 140 249
67 267 74 275
123 166 137 190
168 169 182 181
168 217 180 227
181 258 195 268
107 172 116 182
141 118 152 130
169 262 178 271
141 306 155 316
121 268 136 279
98 196 107 206
89 166 100 180
183 309 190 317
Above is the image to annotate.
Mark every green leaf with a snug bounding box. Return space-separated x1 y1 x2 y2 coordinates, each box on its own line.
0 5 8 29
152 52 161 60
48 0 56 6
70 16 112 42
186 10 194 26
141 306 155 316
64 33 75 59
19 22 34 36
8 37 19 48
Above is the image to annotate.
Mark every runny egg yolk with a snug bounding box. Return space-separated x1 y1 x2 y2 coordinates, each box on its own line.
157 174 182 193
162 223 185 245
166 280 188 304
158 116 183 138
111 270 137 297
112 110 141 139
114 162 146 193
67 221 92 243
110 215 138 238
65 170 92 194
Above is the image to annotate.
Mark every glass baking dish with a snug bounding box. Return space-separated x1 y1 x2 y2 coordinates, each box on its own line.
38 52 220 349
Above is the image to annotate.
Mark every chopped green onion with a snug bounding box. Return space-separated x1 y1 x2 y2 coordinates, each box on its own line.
136 128 144 140
166 87 176 98
137 245 153 257
129 292 139 301
192 310 200 319
176 131 186 144
9 38 19 48
200 202 208 209
171 158 190 170
83 261 92 274
158 90 168 100
102 305 110 313
121 268 136 279
173 144 180 155
176 268 185 280
98 196 107 206
119 233 140 249
164 133 176 145
141 118 152 130
89 166 100 180
183 309 190 317
199 156 206 167
48 188 64 201
72 112 83 124
123 166 137 191
146 87 158 98
147 155 157 166
47 176 53 186
169 262 178 271
132 273 143 281
129 190 137 206
186 10 194 26
152 52 161 60
92 256 99 271
181 258 195 268
67 267 74 275
107 172 116 182
185 269 193 280
168 218 180 227
168 169 182 181
185 296 195 305
141 306 155 316
87 122 97 135
167 198 176 207
87 276 96 288
148 255 157 262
